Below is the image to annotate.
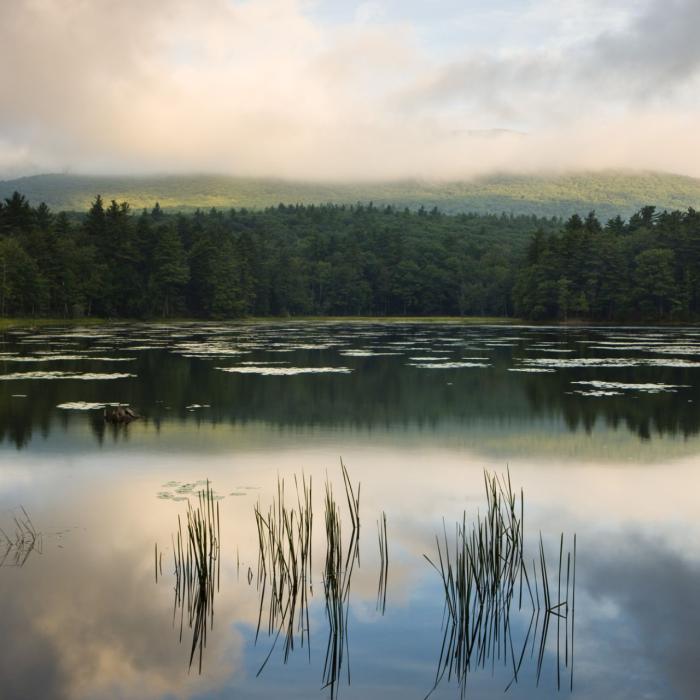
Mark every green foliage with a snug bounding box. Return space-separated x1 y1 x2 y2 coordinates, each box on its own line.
515 208 700 321
1 191 699 322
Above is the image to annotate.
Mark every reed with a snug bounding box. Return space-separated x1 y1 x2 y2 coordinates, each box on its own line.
253 473 313 673
0 505 42 568
376 511 388 615
424 470 577 697
322 463 360 699
164 480 221 674
251 461 363 699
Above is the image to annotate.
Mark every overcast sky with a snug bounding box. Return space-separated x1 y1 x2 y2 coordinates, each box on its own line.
2 0 700 180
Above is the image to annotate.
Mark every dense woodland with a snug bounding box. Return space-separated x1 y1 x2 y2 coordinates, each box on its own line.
0 191 698 321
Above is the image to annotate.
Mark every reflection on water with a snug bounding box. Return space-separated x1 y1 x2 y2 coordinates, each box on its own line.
2 323 700 452
160 482 221 674
249 465 362 699
425 472 575 698
0 506 43 568
321 465 360 699
0 322 699 699
376 512 388 616
253 474 313 672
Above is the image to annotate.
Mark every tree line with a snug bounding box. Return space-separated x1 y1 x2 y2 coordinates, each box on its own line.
514 207 700 320
0 191 697 321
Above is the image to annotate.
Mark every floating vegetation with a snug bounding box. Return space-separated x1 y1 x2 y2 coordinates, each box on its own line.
160 481 221 674
571 380 688 394
157 480 225 502
520 356 700 369
0 354 136 362
0 371 136 381
0 506 43 568
123 345 169 351
217 366 352 376
588 342 700 355
239 360 291 365
408 362 490 369
376 512 388 615
174 341 250 357
339 350 402 357
507 368 557 373
269 343 340 351
424 470 576 697
56 401 129 411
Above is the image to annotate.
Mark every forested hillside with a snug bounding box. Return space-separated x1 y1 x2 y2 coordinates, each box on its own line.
3 171 700 220
0 191 698 322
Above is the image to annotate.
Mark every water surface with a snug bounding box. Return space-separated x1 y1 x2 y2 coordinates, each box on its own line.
0 322 698 700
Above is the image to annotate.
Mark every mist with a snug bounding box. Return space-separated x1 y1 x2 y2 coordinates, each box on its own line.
2 0 700 180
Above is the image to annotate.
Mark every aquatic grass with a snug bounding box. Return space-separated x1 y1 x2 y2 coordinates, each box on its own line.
159 480 221 674
0 506 42 568
253 473 314 672
424 470 577 697
322 463 360 699
252 461 363 699
376 511 388 615
534 532 577 691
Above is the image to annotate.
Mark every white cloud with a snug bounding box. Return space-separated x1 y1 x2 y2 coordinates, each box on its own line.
0 0 699 179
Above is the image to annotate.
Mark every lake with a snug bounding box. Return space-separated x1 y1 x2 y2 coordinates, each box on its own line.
0 321 698 700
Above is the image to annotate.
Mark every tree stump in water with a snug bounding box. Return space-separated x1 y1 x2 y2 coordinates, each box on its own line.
104 405 141 424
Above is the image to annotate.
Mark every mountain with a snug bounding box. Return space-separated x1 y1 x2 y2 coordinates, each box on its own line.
2 171 700 220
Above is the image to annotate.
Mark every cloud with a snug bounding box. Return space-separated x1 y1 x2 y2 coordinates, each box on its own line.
581 534 700 700
1 0 700 179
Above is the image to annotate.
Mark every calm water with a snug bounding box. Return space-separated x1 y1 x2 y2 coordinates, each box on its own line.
0 321 698 700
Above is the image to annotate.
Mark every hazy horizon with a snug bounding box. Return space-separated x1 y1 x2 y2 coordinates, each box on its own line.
6 166 700 185
2 0 700 181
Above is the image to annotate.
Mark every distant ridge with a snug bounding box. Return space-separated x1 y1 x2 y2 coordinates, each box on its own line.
2 171 700 220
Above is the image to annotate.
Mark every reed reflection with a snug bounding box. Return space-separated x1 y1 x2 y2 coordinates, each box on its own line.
156 482 221 674
0 506 42 568
250 463 367 698
425 471 576 697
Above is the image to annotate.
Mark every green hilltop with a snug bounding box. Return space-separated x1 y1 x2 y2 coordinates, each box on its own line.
2 170 700 219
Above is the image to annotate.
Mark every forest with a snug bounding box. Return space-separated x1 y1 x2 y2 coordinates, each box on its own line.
0 191 698 321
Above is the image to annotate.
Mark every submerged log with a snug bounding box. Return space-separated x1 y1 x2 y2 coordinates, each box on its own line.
104 405 141 424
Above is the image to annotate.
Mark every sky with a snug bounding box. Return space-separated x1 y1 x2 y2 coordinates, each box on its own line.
2 0 700 180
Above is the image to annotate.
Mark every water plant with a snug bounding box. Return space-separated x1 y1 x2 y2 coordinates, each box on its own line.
252 461 362 699
158 480 220 674
0 506 42 568
321 462 360 699
376 511 388 615
254 473 314 672
424 470 576 697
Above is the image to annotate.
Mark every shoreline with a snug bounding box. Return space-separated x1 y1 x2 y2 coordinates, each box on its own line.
0 316 697 330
